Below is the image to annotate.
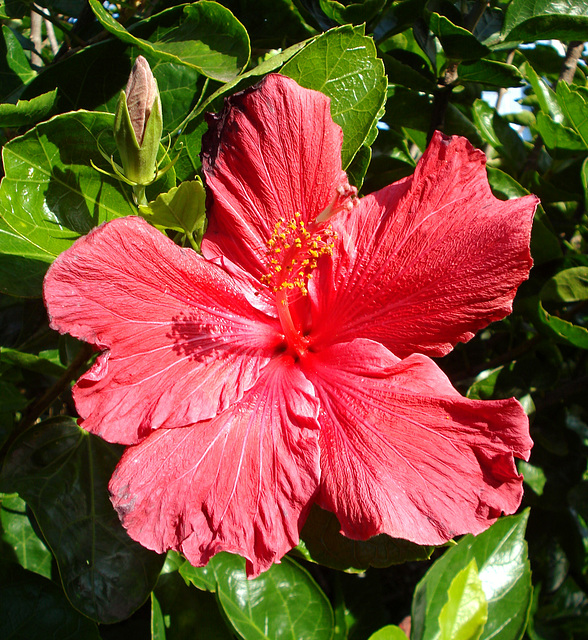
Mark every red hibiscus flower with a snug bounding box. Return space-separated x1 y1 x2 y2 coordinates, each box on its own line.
43 74 538 577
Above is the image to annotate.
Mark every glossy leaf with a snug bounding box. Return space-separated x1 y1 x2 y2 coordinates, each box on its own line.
428 13 489 61
0 417 164 623
502 0 588 42
281 24 387 168
518 460 546 496
522 61 563 121
0 562 101 639
412 512 532 640
0 494 52 578
536 112 586 151
438 560 488 640
0 90 58 127
89 0 250 82
297 505 433 572
556 82 588 148
181 552 334 640
0 111 135 298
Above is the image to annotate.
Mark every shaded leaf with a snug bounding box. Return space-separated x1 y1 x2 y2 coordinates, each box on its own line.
89 0 250 82
0 494 52 578
429 13 490 61
541 267 588 303
0 111 135 298
0 25 34 100
152 556 233 640
297 505 433 572
0 562 101 639
459 59 523 88
281 24 387 168
0 417 164 623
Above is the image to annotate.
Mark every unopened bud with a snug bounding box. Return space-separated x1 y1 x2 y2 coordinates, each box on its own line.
114 56 163 186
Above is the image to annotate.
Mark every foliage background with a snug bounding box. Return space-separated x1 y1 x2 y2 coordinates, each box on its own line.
1 0 588 638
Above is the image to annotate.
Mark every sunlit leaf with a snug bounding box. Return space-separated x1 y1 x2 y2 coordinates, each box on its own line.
412 512 532 640
89 0 250 82
0 111 135 298
281 24 387 168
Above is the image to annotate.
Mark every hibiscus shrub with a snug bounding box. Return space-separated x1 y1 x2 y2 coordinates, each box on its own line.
1 1 588 639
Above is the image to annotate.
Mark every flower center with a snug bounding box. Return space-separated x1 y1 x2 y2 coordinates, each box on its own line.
261 213 336 296
261 214 337 358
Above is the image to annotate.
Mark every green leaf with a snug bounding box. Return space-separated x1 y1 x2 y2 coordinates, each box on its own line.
472 99 527 172
139 179 206 246
536 112 586 151
522 61 563 121
428 13 490 61
89 0 250 82
541 267 588 303
556 82 588 148
0 562 101 639
517 460 546 496
459 59 523 88
0 90 58 127
438 559 488 640
412 512 532 640
297 505 433 572
281 24 387 168
368 625 409 640
466 366 503 400
152 560 233 640
319 0 387 25
184 552 334 640
0 25 35 100
502 0 588 42
583 157 588 211
0 494 52 578
537 302 588 349
178 556 217 592
486 167 561 266
0 111 135 298
0 417 164 623
0 380 26 448
0 347 66 377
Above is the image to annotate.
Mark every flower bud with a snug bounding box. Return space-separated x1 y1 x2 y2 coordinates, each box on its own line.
114 56 163 186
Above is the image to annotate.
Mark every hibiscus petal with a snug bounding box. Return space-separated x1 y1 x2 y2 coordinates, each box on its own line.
310 132 538 357
43 217 282 445
201 73 348 279
303 338 531 545
109 357 321 577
